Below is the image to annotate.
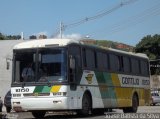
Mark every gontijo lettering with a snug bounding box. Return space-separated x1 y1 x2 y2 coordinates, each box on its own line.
122 77 139 85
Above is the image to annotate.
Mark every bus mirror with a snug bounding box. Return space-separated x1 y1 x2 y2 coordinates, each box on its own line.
69 55 75 69
6 61 10 70
6 58 10 70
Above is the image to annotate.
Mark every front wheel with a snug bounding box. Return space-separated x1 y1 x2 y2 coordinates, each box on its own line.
31 111 46 118
78 93 92 116
6 107 11 113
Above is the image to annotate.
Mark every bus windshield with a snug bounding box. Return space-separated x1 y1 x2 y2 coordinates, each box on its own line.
13 48 67 83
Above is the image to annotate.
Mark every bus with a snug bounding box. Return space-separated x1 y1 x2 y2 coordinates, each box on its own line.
11 39 150 118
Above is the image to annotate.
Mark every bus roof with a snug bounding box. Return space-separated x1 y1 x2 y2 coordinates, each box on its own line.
107 47 148 59
13 38 79 49
13 38 148 59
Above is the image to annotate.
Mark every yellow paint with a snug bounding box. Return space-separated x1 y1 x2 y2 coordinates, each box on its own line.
111 73 121 86
111 73 124 107
51 85 61 93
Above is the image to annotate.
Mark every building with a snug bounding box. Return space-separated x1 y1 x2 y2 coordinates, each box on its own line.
0 40 24 100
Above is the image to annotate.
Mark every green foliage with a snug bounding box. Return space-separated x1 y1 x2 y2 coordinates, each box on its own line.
0 32 21 40
135 34 160 75
135 34 160 60
29 35 37 39
0 32 6 40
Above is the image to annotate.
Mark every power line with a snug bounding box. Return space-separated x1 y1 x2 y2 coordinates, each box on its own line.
53 0 138 37
65 0 138 29
87 2 160 38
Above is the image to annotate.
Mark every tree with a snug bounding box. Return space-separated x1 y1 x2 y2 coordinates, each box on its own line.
135 34 160 75
0 32 21 40
0 32 6 40
7 35 21 40
29 35 37 39
135 34 160 60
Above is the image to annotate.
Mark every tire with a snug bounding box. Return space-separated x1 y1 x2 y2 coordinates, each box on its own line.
6 107 11 113
92 109 104 115
153 103 156 106
31 111 46 118
78 93 92 116
0 107 2 112
123 94 138 113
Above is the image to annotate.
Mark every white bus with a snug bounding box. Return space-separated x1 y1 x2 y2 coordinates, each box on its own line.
11 39 150 118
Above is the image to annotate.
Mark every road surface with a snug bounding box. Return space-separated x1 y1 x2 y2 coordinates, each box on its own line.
1 106 160 119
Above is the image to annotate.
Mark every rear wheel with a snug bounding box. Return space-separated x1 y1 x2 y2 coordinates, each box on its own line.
123 94 138 113
31 111 46 118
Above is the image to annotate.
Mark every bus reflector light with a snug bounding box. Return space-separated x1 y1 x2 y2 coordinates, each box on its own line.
13 102 20 105
53 100 62 104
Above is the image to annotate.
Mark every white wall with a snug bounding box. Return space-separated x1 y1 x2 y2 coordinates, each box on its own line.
0 40 24 100
151 75 160 89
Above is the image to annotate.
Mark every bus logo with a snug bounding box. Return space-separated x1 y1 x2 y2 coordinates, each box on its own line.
85 74 94 84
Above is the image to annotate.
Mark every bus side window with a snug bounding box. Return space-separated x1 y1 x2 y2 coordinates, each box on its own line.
123 56 131 73
109 54 120 72
85 48 95 69
82 48 87 68
97 52 103 70
131 58 140 75
140 60 149 76
118 56 124 72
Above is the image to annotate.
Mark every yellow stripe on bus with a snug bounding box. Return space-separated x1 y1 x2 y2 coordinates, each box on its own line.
51 85 61 93
111 73 132 107
111 73 120 86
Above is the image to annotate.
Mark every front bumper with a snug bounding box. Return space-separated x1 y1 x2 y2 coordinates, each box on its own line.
12 97 70 111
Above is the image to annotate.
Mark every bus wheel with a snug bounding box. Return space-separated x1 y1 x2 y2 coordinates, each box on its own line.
79 93 92 116
31 111 46 118
131 94 138 113
6 107 11 113
123 94 138 113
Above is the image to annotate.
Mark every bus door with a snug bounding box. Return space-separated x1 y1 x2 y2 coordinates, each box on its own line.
68 44 82 108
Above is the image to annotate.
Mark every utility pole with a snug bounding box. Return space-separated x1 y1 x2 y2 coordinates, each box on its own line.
21 32 24 40
60 22 63 39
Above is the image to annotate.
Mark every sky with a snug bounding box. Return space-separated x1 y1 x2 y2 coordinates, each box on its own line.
0 0 160 46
